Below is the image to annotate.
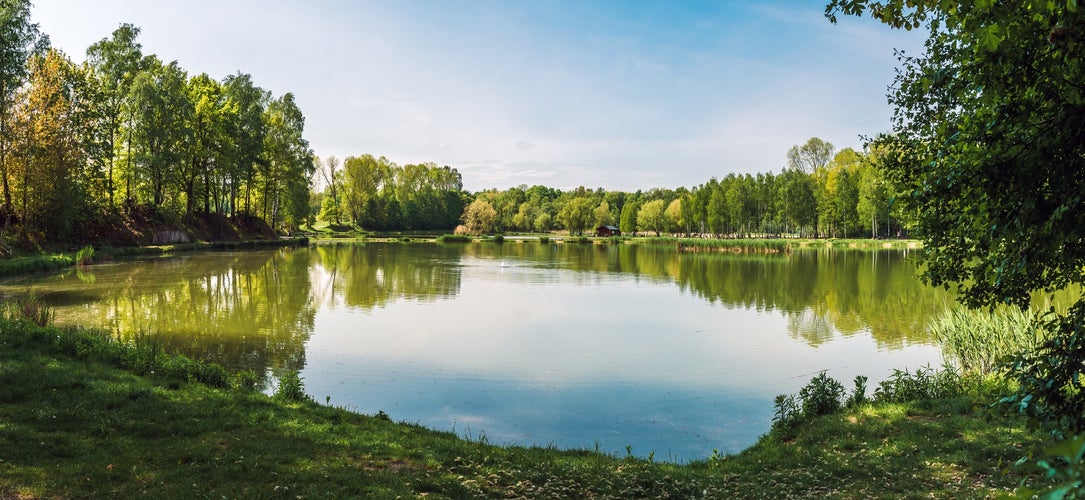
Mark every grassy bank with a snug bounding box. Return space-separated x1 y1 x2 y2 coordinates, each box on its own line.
0 238 309 279
0 314 1046 498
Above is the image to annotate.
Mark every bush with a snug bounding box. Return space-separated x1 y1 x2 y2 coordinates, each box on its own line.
799 372 846 418
874 364 961 403
538 236 550 244
274 371 312 403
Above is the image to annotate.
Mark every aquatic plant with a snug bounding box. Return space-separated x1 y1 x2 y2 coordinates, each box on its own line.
932 305 1047 374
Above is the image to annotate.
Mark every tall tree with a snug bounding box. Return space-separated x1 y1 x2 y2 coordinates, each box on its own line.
127 57 191 208
786 137 834 174
637 199 667 236
223 72 266 216
85 23 143 207
0 0 47 221
558 196 593 235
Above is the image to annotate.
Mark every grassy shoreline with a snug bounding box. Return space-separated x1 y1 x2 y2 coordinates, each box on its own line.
0 315 1044 498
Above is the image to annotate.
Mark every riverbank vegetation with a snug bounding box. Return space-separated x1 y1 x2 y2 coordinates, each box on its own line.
0 304 1047 498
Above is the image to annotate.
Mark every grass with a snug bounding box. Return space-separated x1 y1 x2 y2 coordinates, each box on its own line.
642 236 793 254
0 308 1052 498
932 305 1049 374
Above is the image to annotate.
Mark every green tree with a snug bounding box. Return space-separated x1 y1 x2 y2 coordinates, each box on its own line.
461 198 497 235
786 137 833 174
593 200 613 228
619 199 639 235
0 0 47 220
127 57 191 208
223 72 267 216
828 1 1085 433
636 199 667 236
85 23 143 207
665 197 683 235
558 196 593 235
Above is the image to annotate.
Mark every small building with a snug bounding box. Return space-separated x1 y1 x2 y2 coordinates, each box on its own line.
596 225 621 237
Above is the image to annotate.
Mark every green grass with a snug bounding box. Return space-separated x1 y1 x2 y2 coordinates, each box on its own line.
932 305 1049 374
0 313 1052 498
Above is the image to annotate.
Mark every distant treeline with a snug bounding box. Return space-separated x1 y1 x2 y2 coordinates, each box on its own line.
448 138 910 238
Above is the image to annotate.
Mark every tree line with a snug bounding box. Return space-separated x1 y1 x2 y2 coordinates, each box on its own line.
1 2 313 246
456 137 909 239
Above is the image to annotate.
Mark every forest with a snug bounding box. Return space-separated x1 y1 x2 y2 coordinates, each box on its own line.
315 137 908 240
2 1 910 251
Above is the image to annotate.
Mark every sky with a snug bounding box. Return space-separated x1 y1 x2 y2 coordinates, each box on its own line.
29 0 925 193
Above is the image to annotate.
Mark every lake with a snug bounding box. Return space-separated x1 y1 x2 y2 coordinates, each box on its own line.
3 242 950 461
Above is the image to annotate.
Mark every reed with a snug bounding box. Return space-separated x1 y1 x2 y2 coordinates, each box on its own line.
932 305 1048 374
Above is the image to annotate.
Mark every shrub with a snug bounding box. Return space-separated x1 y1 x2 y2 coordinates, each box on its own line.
538 236 550 244
799 372 846 418
874 364 961 403
274 371 312 403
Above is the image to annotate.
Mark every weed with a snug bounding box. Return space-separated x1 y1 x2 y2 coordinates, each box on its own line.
538 236 550 244
274 371 312 403
874 364 961 403
799 372 846 418
75 245 95 266
847 375 869 407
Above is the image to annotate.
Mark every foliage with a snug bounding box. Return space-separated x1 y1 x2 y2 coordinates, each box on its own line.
436 233 472 243
799 372 847 418
0 292 53 327
273 371 312 403
460 198 497 235
827 0 1085 441
0 9 314 246
874 364 962 404
933 305 1048 375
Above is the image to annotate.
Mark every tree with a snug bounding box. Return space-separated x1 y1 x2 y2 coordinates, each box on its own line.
127 58 191 208
8 48 82 242
619 199 639 235
317 156 341 224
827 1 1085 433
0 0 48 221
665 197 683 235
593 200 613 228
461 198 497 235
636 199 667 236
85 23 143 207
558 196 593 235
786 137 833 174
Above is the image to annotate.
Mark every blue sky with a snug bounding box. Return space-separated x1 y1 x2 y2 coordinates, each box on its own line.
31 0 924 192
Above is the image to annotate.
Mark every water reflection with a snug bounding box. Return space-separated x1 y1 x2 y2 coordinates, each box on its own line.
1 242 950 459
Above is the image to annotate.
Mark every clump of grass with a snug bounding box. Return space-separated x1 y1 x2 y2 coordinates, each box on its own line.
932 305 1047 374
75 245 95 266
0 293 55 327
538 236 550 244
274 371 313 403
491 235 505 244
569 235 591 244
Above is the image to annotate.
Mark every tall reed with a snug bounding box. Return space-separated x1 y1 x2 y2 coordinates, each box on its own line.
932 305 1048 374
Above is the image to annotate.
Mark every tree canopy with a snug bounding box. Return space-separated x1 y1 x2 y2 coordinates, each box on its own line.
827 0 1085 433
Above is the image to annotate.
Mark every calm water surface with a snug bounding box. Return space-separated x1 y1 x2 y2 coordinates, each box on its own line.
4 242 950 461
